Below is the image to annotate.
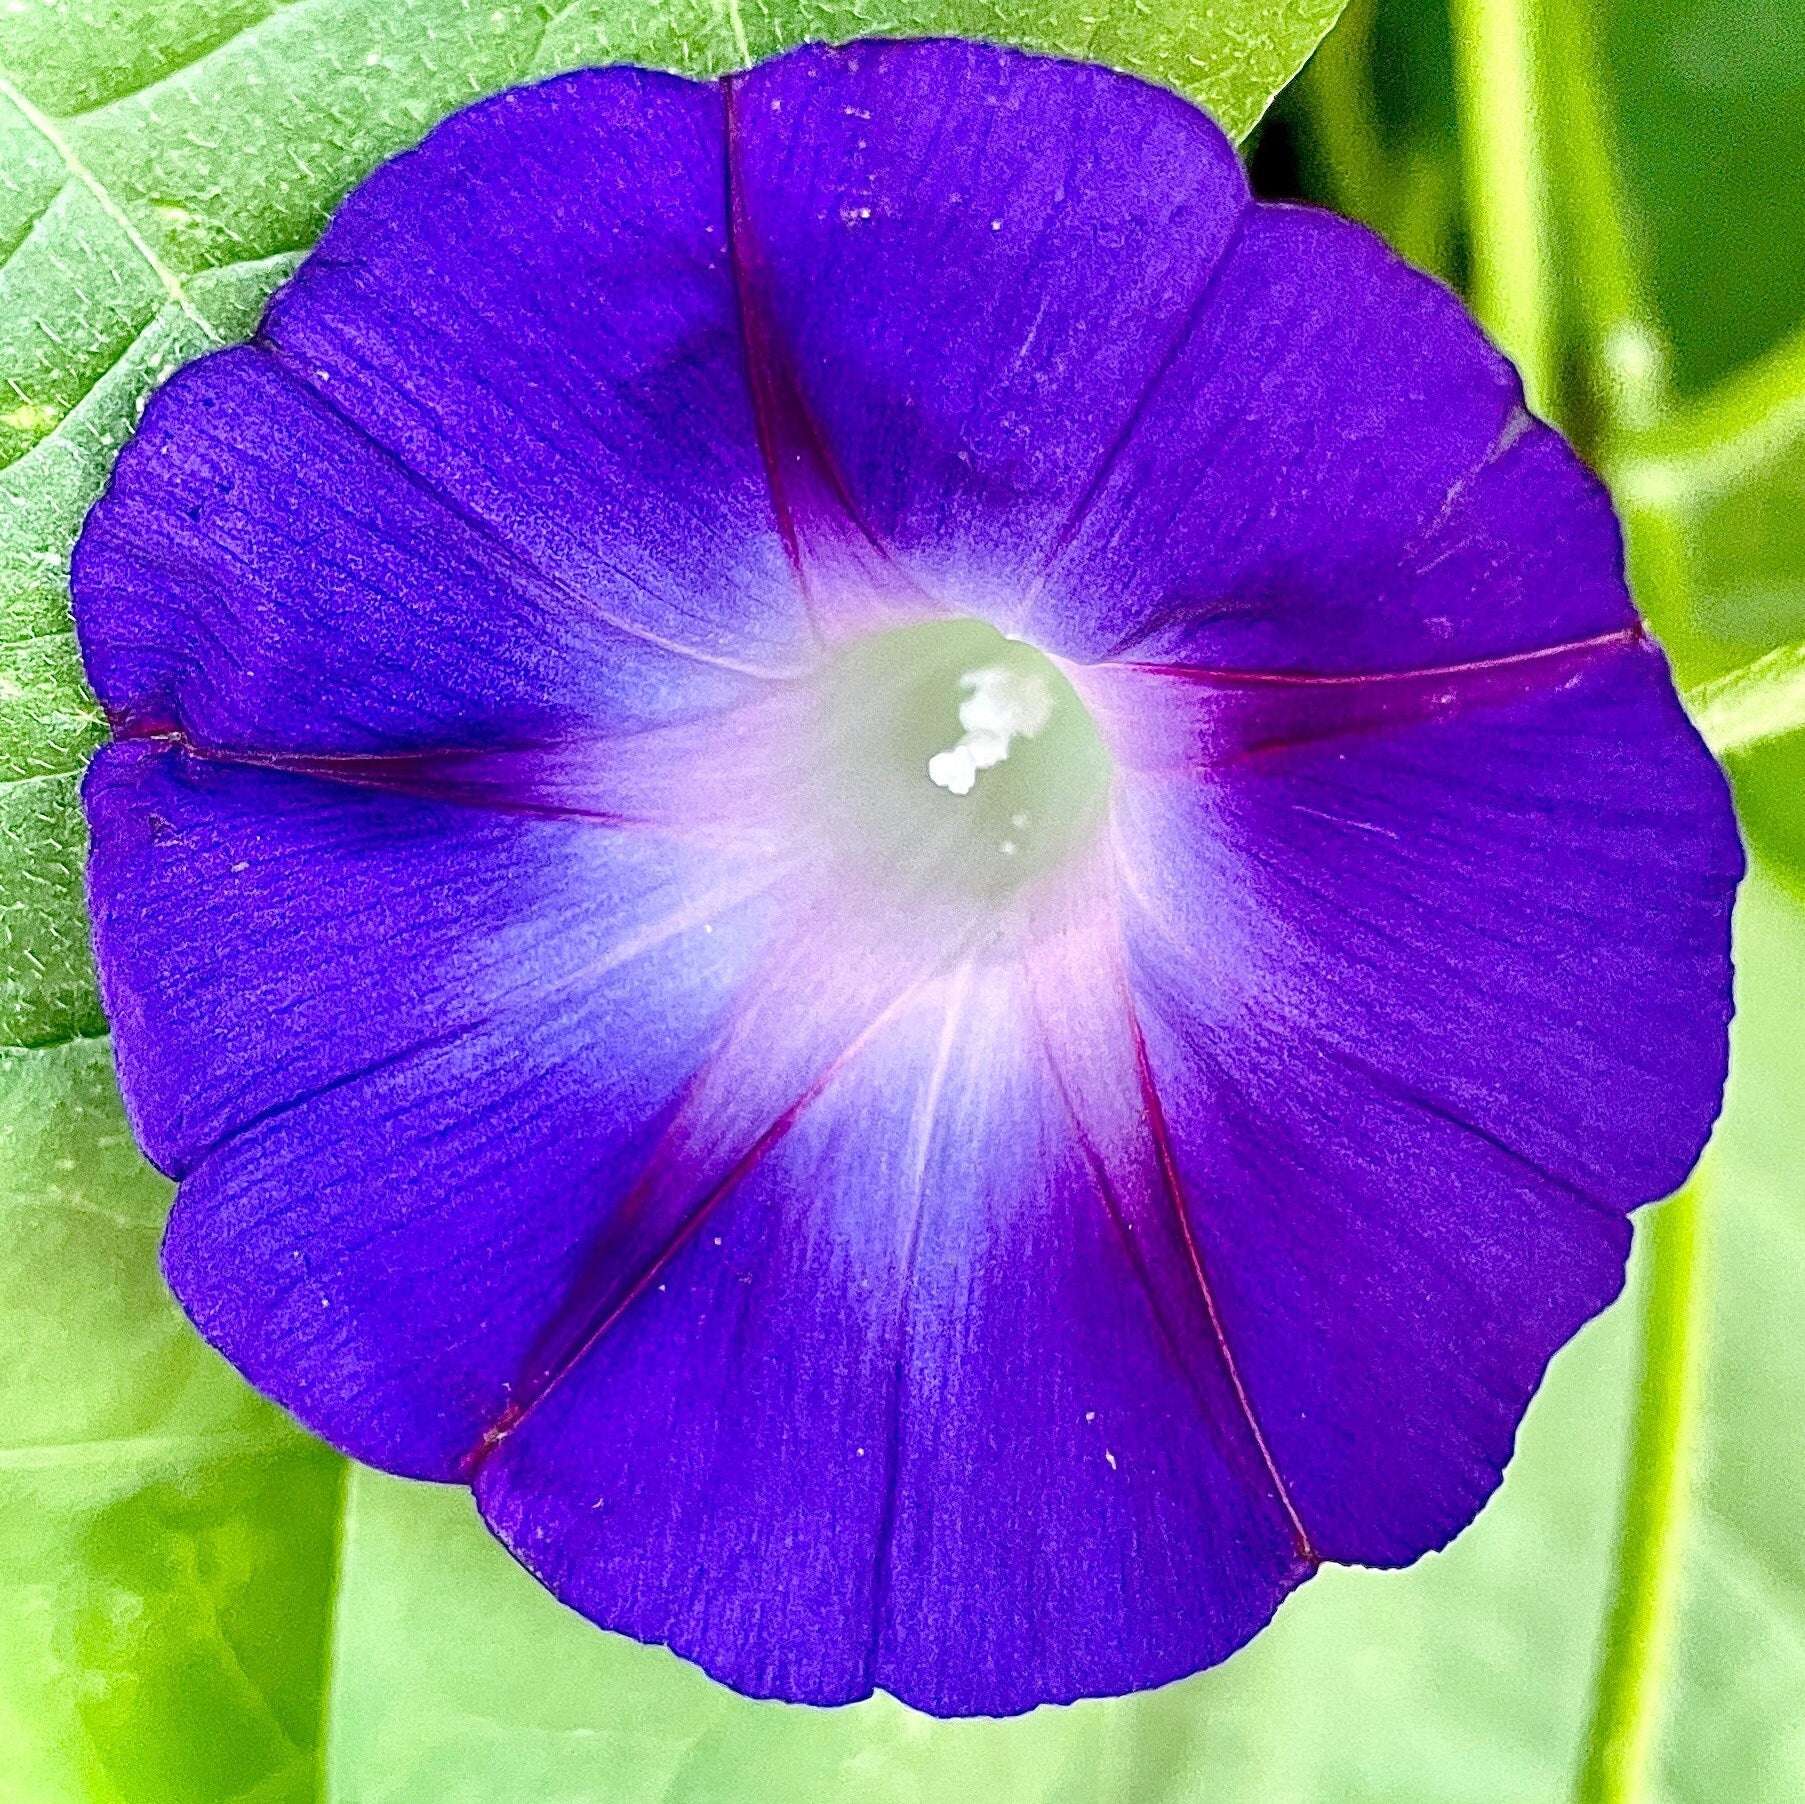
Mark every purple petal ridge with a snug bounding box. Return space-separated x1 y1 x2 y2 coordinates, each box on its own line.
72 39 1740 1717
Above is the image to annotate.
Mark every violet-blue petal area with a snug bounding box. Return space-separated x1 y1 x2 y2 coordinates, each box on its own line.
86 741 770 1477
1105 642 1741 1563
475 959 1307 1716
1023 203 1630 671
723 40 1248 612
255 67 808 679
72 348 766 761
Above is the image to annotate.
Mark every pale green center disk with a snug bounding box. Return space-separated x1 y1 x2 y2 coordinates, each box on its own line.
811 618 1113 903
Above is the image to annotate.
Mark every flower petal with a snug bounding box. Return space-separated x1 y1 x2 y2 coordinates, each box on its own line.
66 36 1745 1722
723 40 1249 613
475 946 1307 1715
73 67 813 763
1023 205 1629 670
257 66 813 675
1099 642 1740 1560
87 743 771 1475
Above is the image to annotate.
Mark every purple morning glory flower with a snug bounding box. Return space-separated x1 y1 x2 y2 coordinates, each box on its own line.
72 39 1739 1717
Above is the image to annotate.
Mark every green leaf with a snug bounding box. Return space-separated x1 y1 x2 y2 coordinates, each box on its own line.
0 1036 341 1804
540 0 1350 136
0 3 1350 1797
0 251 294 1048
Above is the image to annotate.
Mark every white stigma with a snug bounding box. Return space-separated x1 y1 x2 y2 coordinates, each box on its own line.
926 665 1055 795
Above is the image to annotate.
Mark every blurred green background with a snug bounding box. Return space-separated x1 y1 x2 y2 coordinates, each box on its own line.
1 2 1801 1800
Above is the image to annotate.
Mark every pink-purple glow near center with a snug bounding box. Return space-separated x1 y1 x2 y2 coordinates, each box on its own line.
70 39 1739 1717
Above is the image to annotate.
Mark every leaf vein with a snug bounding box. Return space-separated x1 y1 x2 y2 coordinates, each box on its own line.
0 65 220 340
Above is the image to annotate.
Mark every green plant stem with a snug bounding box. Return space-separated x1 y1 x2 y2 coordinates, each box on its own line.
1539 0 1667 436
1611 316 1805 506
1297 2 1459 285
1387 148 1458 287
1465 3 1718 1791
1574 1178 1708 1804
1685 640 1805 757
1448 0 1555 415
1296 0 1386 228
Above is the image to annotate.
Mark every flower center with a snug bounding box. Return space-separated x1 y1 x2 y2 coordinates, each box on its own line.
810 618 1112 902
